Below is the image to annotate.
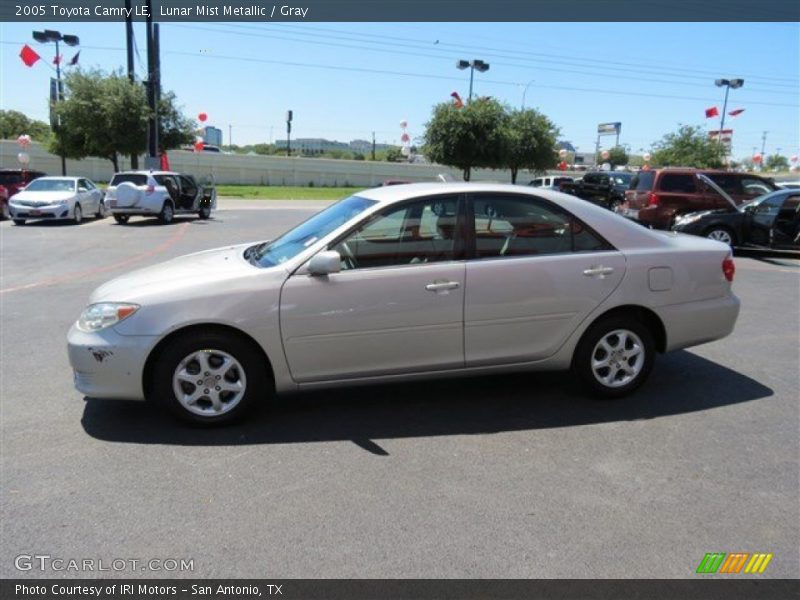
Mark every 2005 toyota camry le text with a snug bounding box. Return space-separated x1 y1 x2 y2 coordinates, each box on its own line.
67 183 740 425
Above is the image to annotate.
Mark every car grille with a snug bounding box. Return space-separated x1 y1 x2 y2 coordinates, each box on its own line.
17 200 50 207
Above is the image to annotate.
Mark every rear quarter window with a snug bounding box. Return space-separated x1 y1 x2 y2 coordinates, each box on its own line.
110 174 148 186
631 171 655 191
658 173 697 193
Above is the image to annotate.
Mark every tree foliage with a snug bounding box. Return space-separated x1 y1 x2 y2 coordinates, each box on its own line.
650 124 724 169
424 98 509 181
502 109 559 183
0 110 51 142
765 154 789 171
50 69 194 170
599 146 629 168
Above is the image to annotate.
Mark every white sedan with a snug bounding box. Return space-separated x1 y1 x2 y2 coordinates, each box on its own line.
9 176 105 225
68 183 740 425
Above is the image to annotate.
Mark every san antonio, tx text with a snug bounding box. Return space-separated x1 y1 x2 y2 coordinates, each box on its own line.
16 583 278 596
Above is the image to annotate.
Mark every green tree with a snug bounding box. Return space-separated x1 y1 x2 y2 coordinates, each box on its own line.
384 147 405 162
51 69 193 171
599 146 629 168
502 108 559 183
650 124 724 169
424 98 508 180
0 110 52 142
765 154 789 171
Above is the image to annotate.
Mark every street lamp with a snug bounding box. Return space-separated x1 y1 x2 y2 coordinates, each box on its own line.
521 78 535 109
33 29 79 175
714 78 744 154
456 59 490 103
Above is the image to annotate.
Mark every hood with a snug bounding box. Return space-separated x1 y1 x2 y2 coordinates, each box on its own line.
10 190 75 204
90 243 268 303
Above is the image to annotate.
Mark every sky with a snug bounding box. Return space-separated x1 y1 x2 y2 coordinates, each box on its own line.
1 21 798 159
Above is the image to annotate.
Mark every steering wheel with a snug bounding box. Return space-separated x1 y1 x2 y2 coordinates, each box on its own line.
338 241 358 270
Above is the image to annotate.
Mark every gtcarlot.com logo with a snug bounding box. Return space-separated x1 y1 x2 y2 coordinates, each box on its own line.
696 552 773 574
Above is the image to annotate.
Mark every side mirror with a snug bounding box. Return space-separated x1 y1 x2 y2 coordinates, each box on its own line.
78 187 88 192
307 250 342 276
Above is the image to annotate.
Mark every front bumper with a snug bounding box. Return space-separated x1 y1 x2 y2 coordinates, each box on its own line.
67 324 158 401
9 203 71 220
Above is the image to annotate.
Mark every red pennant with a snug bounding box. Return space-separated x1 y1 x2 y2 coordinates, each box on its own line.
19 44 41 67
450 91 464 109
728 108 745 117
68 51 80 66
53 54 62 65
705 106 719 118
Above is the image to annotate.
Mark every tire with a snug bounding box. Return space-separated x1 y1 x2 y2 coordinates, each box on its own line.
572 316 655 399
198 205 211 220
13 219 25 226
150 330 270 425
95 201 106 219
113 214 130 224
704 226 736 247
1 203 9 220
73 203 83 224
158 201 175 224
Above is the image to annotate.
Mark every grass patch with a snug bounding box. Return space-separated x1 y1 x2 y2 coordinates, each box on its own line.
216 185 362 200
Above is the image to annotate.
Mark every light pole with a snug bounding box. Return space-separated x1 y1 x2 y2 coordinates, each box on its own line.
521 79 535 109
33 29 79 175
714 78 744 155
456 59 490 103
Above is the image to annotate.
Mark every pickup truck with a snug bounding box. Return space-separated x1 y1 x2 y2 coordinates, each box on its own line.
558 171 633 210
105 170 216 224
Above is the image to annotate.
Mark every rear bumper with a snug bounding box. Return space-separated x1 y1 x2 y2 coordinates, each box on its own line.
658 294 740 352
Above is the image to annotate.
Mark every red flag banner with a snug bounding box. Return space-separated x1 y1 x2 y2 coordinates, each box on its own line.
19 44 41 67
450 91 464 109
53 54 62 65
728 108 745 117
68 51 80 66
705 106 719 118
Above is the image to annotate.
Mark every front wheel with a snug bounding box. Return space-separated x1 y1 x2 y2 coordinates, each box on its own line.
705 226 736 247
158 201 175 224
73 203 83 224
572 316 655 399
198 205 211 220
151 331 270 425
13 219 25 226
95 201 107 219
113 214 130 224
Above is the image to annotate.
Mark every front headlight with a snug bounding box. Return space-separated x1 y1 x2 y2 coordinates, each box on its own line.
77 303 139 332
675 214 703 226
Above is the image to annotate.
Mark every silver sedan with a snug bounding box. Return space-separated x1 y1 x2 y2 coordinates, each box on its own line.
67 183 740 425
9 176 105 225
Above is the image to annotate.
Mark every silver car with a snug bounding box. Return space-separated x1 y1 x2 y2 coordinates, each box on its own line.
9 176 105 225
67 183 740 425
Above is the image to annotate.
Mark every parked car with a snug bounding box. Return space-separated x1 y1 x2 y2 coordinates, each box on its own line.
776 181 800 190
0 169 47 220
8 176 105 225
673 186 800 252
104 171 216 224
0 185 8 220
559 171 633 209
621 169 777 229
529 176 574 189
68 183 739 425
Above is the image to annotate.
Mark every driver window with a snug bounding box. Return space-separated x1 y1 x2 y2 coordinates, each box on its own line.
332 196 459 270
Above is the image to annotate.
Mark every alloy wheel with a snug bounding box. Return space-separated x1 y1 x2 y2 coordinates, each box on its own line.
590 329 645 388
172 349 247 417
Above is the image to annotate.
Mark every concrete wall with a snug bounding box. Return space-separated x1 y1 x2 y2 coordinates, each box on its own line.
1 141 573 186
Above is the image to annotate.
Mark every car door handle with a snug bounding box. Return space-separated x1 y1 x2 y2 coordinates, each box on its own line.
583 266 615 278
425 280 460 292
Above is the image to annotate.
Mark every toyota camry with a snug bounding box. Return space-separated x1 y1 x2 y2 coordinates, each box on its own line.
68 183 740 425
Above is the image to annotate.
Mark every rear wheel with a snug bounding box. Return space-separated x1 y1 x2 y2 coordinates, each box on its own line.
73 203 83 224
113 214 130 224
95 201 106 219
158 201 175 224
151 330 269 425
572 316 655 398
13 219 25 226
705 226 736 247
198 205 211 220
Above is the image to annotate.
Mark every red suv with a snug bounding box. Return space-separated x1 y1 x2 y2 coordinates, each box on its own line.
622 169 777 229
0 169 46 220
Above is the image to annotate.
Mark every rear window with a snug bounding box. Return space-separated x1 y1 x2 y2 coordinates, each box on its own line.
0 173 23 185
658 173 697 193
110 174 148 186
631 171 655 191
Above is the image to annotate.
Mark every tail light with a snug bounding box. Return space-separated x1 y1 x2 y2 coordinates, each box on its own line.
647 192 660 206
722 256 735 282
145 184 155 194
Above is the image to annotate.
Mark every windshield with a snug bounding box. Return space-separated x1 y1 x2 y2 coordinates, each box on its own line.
609 173 633 186
23 179 75 192
250 195 377 267
739 190 788 212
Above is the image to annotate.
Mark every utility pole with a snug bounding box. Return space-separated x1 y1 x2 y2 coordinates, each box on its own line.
124 0 137 168
371 131 376 161
761 131 768 171
144 0 159 169
286 110 293 157
228 124 232 151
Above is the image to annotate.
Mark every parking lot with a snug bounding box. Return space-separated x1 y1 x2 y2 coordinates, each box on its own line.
1 200 798 579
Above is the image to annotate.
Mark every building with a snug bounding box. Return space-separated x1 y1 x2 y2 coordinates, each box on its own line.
203 126 223 147
275 138 350 155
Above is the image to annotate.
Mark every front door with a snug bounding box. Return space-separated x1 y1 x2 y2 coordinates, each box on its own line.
280 195 466 383
464 193 627 366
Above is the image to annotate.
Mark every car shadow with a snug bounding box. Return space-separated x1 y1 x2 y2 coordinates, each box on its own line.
114 217 220 227
81 350 773 454
13 219 94 227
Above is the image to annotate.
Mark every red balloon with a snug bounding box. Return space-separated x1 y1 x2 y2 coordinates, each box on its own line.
194 141 205 152
558 161 568 171
198 113 208 122
752 154 762 163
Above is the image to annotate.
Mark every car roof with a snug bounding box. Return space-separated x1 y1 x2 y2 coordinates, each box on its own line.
32 176 80 181
114 170 180 176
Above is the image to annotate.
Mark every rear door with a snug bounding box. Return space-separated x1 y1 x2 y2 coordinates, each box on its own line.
656 172 703 219
463 193 626 365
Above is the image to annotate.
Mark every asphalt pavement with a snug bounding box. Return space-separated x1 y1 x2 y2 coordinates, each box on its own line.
1 200 798 579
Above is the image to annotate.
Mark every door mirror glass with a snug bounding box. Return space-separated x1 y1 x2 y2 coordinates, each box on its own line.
78 187 88 192
307 250 342 276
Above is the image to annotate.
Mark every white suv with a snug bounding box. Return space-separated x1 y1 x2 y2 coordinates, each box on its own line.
105 171 216 224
